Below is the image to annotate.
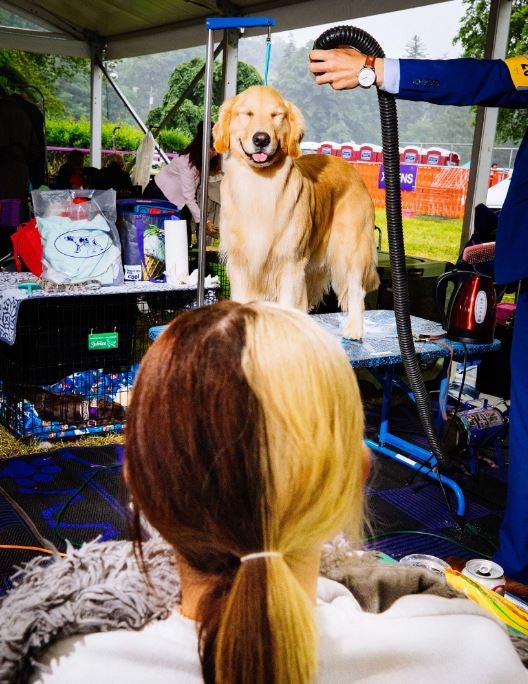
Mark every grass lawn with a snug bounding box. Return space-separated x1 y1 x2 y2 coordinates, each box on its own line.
375 209 463 264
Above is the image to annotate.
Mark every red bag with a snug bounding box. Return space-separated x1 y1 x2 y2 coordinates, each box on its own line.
11 218 43 277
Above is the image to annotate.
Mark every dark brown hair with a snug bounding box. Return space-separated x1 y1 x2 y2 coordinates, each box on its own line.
182 121 221 175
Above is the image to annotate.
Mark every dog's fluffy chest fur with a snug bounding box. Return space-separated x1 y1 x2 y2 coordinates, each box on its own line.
220 157 308 262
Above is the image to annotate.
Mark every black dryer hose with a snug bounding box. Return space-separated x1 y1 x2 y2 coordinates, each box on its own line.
313 26 452 473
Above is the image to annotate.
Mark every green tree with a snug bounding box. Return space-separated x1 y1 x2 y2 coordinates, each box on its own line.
146 57 263 136
0 48 87 118
273 42 381 143
454 0 528 142
116 48 203 121
404 35 428 58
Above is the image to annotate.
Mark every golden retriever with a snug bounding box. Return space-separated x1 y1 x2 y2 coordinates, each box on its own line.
213 85 379 340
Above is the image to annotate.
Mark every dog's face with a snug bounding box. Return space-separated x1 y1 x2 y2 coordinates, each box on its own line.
213 85 304 168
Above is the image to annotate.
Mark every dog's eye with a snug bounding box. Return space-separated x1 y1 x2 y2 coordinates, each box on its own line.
271 112 285 120
239 111 253 118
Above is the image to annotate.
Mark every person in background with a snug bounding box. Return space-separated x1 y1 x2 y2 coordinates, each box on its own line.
54 149 86 189
82 165 100 189
142 121 220 245
489 162 500 187
0 86 40 222
28 301 526 683
8 91 46 190
309 48 528 593
96 153 133 193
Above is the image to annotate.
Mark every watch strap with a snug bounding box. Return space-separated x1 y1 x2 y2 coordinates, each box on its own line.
364 55 376 70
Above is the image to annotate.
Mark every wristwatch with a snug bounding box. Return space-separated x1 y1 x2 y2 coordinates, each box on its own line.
357 55 377 88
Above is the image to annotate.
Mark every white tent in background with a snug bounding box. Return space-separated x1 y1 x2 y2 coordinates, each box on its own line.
486 178 511 210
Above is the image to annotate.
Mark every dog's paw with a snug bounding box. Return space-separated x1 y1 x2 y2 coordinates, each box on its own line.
341 323 363 342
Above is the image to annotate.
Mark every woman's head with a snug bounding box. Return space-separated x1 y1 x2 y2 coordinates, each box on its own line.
67 149 85 169
126 301 366 683
183 121 220 175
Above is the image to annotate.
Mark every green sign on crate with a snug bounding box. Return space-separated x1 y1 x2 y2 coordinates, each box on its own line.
88 331 119 350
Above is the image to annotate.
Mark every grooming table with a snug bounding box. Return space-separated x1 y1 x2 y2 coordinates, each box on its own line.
314 310 500 518
149 309 500 517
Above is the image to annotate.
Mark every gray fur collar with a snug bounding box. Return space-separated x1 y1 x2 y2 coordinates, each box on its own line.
0 534 526 683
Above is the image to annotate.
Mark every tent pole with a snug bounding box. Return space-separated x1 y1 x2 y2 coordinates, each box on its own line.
197 27 215 308
197 17 275 308
221 28 240 100
152 41 224 136
90 47 103 168
97 59 169 164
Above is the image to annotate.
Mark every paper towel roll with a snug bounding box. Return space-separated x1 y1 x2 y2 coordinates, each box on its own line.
164 219 188 284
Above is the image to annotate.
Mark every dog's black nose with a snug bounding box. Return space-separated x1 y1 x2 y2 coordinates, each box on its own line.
252 131 271 149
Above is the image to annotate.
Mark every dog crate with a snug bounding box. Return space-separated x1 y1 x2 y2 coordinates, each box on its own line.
189 248 231 299
0 288 217 439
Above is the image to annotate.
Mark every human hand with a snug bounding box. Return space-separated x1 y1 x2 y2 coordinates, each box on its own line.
206 220 219 236
309 49 383 90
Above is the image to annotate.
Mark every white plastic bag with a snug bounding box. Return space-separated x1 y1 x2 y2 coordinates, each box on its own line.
31 188 124 286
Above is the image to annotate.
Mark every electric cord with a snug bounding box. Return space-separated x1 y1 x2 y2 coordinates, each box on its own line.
53 463 122 549
365 529 493 559
392 337 458 520
0 544 66 557
409 342 468 481
441 344 468 449
313 26 453 476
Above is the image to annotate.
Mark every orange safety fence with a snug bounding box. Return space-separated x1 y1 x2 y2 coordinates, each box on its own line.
351 162 470 219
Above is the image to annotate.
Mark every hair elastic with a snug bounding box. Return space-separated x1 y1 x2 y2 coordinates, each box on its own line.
240 551 283 563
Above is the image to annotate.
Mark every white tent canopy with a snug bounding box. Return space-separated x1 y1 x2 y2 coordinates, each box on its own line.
0 0 449 58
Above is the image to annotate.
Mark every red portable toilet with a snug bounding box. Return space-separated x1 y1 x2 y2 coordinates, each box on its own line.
371 144 383 162
446 150 460 166
339 142 359 162
402 146 422 164
359 144 376 162
318 141 339 156
423 147 449 165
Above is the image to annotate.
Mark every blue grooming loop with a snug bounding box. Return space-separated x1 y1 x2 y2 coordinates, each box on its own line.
149 309 500 518
196 16 276 308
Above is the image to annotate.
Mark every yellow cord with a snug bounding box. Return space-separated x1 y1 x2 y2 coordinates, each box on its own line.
445 568 528 635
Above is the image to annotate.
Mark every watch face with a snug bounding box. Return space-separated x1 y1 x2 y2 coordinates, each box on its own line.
358 67 375 87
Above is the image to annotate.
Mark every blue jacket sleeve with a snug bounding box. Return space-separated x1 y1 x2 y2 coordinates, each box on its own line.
495 133 528 284
397 58 528 284
397 58 528 109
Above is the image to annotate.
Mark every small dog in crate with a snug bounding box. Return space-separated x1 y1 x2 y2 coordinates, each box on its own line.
213 85 379 340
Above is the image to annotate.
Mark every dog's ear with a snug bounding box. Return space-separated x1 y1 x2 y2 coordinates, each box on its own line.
213 96 235 154
286 102 304 158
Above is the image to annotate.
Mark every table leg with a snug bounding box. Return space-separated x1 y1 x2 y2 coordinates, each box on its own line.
364 364 466 518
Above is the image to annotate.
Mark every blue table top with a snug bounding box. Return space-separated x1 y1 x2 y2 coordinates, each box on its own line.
316 310 500 368
149 309 500 368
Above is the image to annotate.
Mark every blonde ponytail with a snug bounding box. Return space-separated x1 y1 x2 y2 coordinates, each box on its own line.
215 556 317 684
214 303 365 684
